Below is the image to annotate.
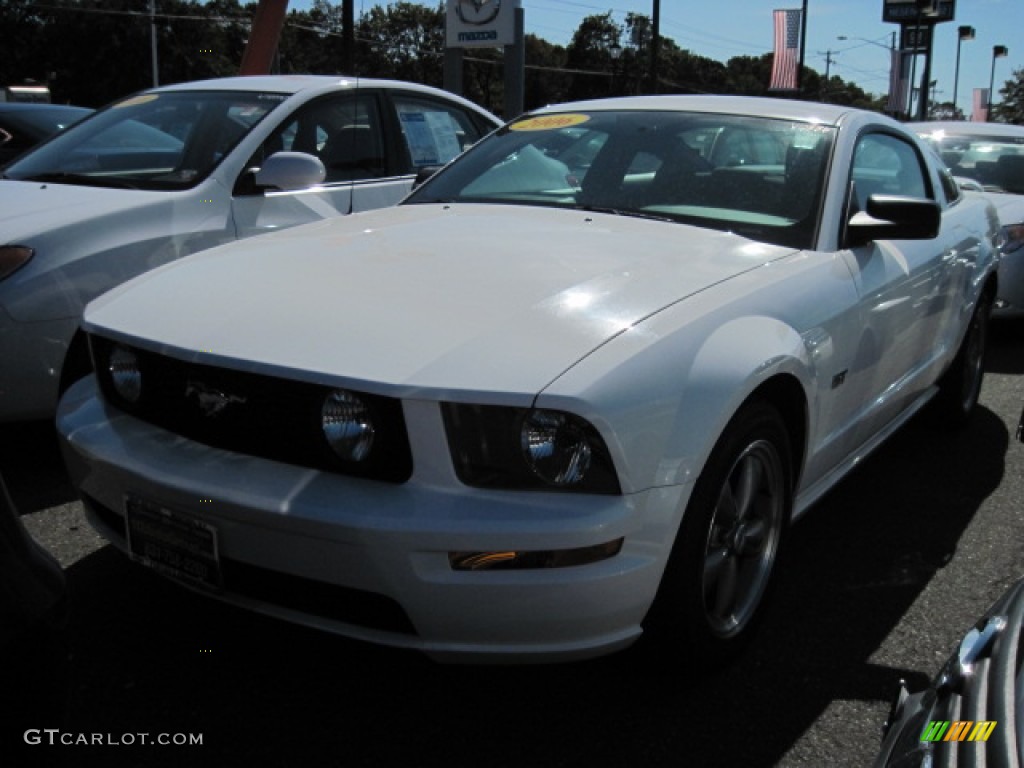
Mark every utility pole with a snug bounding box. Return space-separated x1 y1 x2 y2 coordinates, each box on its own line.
149 0 158 87
797 0 808 91
648 0 660 94
342 0 354 74
820 49 837 99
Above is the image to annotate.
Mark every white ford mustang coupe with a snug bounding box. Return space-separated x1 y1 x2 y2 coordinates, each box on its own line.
57 96 999 664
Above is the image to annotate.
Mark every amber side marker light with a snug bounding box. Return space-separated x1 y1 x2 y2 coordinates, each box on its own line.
450 538 624 571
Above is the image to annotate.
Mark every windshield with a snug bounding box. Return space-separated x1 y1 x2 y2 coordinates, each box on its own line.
407 110 835 249
917 129 1024 195
2 90 286 190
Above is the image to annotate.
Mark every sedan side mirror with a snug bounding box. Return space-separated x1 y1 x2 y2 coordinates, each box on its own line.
412 165 444 189
253 151 326 191
845 194 941 248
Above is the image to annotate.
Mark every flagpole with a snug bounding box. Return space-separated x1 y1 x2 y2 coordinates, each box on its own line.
797 0 808 92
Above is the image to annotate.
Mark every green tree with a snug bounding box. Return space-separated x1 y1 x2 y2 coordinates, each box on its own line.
355 2 444 86
524 35 569 110
993 67 1024 124
565 13 619 101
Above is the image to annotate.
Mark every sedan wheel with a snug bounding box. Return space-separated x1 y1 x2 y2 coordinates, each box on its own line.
645 400 792 666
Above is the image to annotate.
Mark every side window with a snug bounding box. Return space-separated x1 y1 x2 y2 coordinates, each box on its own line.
393 96 487 170
251 93 385 183
851 132 931 212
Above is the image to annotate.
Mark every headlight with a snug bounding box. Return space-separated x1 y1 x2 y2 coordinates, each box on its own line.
443 403 620 494
0 245 33 282
108 344 142 404
521 409 592 485
322 389 375 462
1000 222 1024 254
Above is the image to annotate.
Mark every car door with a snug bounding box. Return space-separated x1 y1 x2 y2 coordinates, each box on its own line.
231 89 494 237
230 91 386 237
840 130 957 442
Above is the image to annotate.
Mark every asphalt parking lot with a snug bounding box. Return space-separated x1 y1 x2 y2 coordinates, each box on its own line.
3 321 1023 768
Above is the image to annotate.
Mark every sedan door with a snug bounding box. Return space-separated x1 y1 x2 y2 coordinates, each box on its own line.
231 90 494 237
230 91 381 237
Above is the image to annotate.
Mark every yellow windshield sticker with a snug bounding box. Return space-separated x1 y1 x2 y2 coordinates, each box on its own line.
510 114 590 132
114 94 160 109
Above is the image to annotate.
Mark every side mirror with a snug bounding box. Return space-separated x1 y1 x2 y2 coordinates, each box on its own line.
253 151 326 191
845 194 941 247
955 176 984 192
412 165 443 189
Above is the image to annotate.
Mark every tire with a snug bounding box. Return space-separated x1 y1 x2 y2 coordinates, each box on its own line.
934 290 992 428
645 400 792 668
57 330 93 399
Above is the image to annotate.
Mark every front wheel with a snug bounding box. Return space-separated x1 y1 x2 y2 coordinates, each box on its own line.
934 290 992 428
645 400 792 668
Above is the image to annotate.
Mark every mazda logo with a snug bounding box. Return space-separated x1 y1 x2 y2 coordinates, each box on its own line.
456 0 501 26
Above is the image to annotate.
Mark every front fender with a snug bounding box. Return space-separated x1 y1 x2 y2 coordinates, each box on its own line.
537 306 816 497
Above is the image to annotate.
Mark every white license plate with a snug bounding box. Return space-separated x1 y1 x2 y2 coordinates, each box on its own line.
125 495 222 591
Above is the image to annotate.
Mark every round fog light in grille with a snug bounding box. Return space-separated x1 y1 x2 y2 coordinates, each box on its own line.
322 389 375 462
108 345 142 404
521 409 593 486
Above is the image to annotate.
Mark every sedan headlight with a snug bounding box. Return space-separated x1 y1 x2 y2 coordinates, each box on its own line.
322 389 375 462
0 245 33 282
107 344 142 404
443 403 620 494
1000 222 1024 254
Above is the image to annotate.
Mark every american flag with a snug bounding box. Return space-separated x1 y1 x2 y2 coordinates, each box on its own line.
973 88 989 122
886 49 912 116
770 9 801 91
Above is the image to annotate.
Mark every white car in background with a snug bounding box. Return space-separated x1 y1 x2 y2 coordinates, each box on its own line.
911 121 1024 319
58 96 999 664
0 75 500 422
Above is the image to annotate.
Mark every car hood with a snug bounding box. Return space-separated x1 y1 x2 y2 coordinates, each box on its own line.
85 204 793 401
0 179 154 240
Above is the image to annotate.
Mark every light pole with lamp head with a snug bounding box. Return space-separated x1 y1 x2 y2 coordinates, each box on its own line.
988 45 1008 121
952 26 974 120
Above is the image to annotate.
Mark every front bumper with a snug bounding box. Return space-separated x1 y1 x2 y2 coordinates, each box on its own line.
57 377 687 662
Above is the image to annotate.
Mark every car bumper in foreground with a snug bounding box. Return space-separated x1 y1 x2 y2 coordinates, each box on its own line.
874 577 1024 767
57 377 686 663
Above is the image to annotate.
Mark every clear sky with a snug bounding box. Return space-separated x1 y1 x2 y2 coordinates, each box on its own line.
289 0 1023 117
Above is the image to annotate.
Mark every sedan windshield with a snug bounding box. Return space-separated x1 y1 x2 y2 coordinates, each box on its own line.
3 90 286 190
407 110 835 249
917 130 1024 195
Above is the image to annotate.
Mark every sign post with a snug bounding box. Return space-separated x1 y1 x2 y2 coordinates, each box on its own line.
444 0 524 119
883 0 956 120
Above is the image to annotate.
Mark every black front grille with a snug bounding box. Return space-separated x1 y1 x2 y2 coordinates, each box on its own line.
83 493 417 636
90 335 413 483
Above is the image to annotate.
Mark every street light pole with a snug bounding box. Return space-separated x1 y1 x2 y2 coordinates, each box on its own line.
648 0 660 94
988 45 1009 121
952 26 974 120
149 0 158 87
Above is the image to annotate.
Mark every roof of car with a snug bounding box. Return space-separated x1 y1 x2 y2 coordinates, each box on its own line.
907 120 1024 137
0 103 91 115
528 94 875 127
139 75 499 122
150 75 468 101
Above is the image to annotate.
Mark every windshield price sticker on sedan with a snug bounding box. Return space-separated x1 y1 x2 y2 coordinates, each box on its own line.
112 93 160 109
124 495 223 591
510 114 590 131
